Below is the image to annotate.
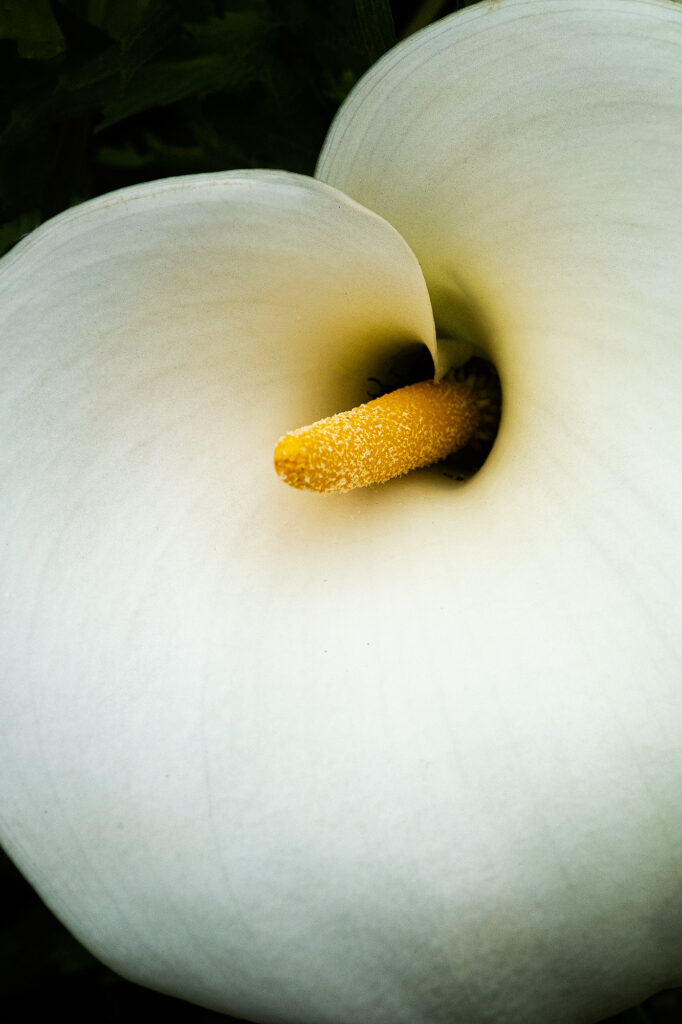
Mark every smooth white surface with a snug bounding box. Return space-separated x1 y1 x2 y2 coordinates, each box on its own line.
315 2 682 1014
1 2 681 1022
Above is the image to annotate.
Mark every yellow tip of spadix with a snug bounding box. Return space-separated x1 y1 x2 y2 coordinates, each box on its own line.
274 367 498 494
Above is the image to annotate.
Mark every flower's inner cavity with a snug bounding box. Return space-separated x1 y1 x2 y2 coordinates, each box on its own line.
274 343 501 494
364 343 501 483
365 343 434 400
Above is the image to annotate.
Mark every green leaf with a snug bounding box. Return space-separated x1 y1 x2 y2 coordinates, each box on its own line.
183 7 270 55
0 209 42 253
353 0 395 63
1 0 400 254
62 0 159 41
98 54 266 130
0 0 65 59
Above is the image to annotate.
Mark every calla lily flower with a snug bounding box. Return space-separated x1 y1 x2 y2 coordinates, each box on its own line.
1 0 680 1022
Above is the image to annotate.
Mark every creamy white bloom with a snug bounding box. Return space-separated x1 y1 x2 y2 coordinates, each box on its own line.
1 2 681 1024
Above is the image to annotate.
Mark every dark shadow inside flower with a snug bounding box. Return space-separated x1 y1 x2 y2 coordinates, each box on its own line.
364 342 502 484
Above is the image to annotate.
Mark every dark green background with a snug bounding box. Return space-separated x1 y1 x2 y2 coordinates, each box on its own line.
0 0 475 255
1 1 680 1020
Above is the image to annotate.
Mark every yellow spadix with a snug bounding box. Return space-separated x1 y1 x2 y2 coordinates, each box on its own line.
274 364 500 493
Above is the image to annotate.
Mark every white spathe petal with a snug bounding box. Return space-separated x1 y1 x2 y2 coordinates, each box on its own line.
0 5 680 1024
318 0 682 494
315 0 682 1017
0 170 443 1020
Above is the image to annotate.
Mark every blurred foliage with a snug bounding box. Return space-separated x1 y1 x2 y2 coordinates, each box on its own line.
0 0 492 255
0 0 405 253
1 1 681 1022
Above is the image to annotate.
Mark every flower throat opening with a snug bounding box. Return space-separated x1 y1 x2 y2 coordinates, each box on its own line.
274 344 501 494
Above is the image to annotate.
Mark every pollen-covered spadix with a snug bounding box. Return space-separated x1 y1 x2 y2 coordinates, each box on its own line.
1 2 681 1023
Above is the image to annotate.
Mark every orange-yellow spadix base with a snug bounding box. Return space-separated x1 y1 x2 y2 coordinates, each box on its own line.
274 374 483 494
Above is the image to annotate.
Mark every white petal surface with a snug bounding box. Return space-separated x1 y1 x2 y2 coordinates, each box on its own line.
0 2 680 1022
315 0 682 1017
0 170 443 1021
